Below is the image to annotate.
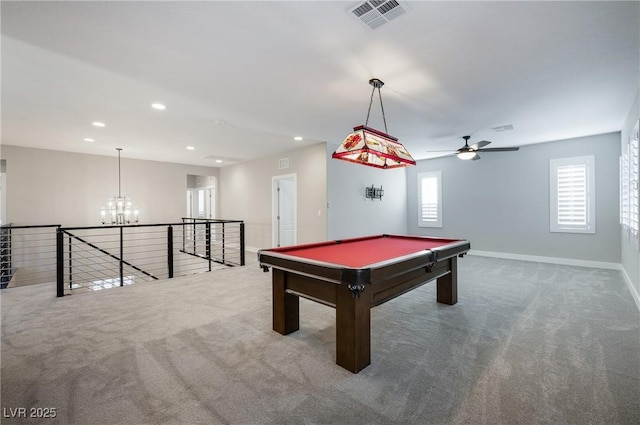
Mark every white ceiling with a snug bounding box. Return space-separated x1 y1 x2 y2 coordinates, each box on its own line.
2 1 639 167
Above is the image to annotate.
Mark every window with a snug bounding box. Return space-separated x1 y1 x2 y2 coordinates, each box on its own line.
418 171 442 228
550 155 595 234
621 119 640 236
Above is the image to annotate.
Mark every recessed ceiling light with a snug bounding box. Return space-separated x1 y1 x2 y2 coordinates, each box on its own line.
294 136 303 141
186 146 195 150
83 138 95 142
215 159 223 163
151 103 166 110
92 121 106 127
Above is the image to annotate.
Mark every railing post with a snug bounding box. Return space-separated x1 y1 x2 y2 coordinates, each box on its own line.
68 235 73 290
221 222 226 264
181 218 186 254
206 221 212 271
192 220 197 255
240 222 245 266
167 225 174 278
119 226 124 286
56 229 64 297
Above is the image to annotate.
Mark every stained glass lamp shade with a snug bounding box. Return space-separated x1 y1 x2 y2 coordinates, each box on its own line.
332 125 416 169
332 78 416 169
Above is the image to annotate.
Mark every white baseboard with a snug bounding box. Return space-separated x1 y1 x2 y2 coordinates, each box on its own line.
619 266 640 312
469 249 640 312
468 249 620 270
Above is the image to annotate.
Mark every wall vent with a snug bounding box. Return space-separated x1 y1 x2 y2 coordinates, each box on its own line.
278 158 290 170
349 0 409 30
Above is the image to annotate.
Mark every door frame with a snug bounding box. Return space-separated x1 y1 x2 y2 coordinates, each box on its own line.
272 173 297 247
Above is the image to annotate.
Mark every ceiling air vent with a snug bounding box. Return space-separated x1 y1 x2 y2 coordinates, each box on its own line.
491 124 514 132
349 0 409 30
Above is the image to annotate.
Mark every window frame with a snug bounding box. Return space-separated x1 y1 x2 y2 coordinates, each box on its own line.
417 170 442 228
549 155 595 234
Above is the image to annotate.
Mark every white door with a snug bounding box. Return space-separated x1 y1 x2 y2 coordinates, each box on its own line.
272 174 296 247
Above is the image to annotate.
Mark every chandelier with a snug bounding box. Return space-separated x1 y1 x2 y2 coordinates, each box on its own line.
332 78 416 169
100 148 139 225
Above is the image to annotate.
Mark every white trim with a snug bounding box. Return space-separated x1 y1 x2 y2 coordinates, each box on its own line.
549 155 596 234
620 265 640 312
468 249 619 270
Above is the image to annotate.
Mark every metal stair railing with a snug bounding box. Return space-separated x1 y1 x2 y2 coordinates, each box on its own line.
56 220 245 297
63 229 160 280
1 224 61 289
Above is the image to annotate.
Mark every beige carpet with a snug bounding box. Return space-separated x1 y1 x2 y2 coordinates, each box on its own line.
1 255 639 424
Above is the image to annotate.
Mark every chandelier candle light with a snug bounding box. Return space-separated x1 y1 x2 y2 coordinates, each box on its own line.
100 148 139 225
332 78 416 169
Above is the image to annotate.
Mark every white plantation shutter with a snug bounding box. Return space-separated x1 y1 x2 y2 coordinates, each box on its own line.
557 164 587 226
550 156 595 233
418 171 442 227
631 125 640 235
621 147 630 229
621 120 640 236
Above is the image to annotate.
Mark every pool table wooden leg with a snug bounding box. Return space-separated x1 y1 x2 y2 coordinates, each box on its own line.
272 269 299 335
437 256 458 305
335 284 371 373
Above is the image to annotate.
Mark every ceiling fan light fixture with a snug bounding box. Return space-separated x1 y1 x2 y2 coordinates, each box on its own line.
457 150 477 160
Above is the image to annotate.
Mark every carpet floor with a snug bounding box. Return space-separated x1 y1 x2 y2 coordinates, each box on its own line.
1 255 638 425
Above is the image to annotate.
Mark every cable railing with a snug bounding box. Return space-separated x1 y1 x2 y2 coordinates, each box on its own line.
181 218 245 266
56 220 245 297
0 219 245 296
0 224 61 289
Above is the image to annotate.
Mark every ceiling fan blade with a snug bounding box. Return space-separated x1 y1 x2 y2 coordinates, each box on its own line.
478 147 520 152
471 153 481 160
470 140 491 150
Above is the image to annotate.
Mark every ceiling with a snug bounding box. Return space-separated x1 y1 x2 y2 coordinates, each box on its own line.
2 1 639 167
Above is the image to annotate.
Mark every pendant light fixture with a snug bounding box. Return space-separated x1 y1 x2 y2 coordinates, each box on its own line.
100 148 139 225
332 78 416 169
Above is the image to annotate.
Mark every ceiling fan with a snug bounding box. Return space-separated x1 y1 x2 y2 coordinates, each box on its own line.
429 136 520 160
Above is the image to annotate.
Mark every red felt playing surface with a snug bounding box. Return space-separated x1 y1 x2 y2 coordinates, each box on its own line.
271 235 457 268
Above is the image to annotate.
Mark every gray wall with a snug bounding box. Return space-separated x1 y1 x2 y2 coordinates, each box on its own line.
1 145 219 226
407 133 621 263
219 142 327 251
621 90 640 302
326 145 407 239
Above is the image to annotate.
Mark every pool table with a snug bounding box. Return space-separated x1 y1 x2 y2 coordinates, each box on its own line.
258 234 470 373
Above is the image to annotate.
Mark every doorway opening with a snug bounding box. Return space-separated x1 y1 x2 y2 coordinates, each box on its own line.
186 175 216 248
186 175 216 219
